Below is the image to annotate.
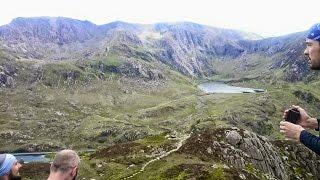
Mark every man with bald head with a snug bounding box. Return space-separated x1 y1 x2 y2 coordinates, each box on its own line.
47 150 80 180
0 154 22 180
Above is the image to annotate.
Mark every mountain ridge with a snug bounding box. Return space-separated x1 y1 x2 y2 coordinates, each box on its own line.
0 16 313 80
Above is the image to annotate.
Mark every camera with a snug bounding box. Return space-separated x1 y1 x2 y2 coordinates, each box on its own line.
285 108 300 124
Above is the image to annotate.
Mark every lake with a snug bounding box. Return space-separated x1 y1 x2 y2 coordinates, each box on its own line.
198 82 265 94
12 149 95 163
13 153 49 163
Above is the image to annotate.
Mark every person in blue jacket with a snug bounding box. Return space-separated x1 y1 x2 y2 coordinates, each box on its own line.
280 23 320 155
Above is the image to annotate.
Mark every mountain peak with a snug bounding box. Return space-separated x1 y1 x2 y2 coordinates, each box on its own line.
1 16 98 46
99 21 142 33
10 16 93 24
154 22 203 31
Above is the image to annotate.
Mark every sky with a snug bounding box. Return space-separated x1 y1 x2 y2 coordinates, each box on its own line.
1 0 319 37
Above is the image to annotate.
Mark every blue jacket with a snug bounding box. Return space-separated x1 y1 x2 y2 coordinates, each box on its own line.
300 130 320 155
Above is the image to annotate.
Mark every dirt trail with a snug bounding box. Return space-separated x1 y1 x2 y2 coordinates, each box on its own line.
123 133 191 179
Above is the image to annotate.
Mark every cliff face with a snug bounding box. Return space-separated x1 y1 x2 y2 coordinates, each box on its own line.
179 128 319 179
152 23 249 76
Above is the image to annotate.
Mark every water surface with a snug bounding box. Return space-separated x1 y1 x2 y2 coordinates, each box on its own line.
198 82 265 93
14 154 49 163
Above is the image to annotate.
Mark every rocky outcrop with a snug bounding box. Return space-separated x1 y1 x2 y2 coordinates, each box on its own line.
0 71 14 87
179 127 320 179
119 62 164 80
90 57 164 80
0 64 17 88
115 129 149 143
273 140 320 179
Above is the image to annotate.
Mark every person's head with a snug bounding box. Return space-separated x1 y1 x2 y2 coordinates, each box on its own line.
304 23 320 70
0 154 22 180
49 150 80 180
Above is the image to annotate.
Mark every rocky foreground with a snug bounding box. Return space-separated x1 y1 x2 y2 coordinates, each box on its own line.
20 127 320 180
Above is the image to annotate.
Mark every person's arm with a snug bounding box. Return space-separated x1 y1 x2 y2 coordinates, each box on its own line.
300 130 320 155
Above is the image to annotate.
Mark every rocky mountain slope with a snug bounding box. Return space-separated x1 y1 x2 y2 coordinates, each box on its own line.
0 17 263 77
0 17 315 81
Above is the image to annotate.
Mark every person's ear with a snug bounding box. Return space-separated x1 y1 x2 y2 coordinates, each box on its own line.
71 166 78 176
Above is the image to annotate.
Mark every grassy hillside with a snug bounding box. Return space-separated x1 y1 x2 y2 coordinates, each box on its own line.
3 46 320 179
0 52 198 152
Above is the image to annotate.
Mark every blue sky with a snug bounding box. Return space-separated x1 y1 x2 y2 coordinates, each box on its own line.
1 0 319 37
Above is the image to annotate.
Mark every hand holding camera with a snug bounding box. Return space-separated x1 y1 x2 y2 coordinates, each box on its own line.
285 108 301 124
283 106 318 129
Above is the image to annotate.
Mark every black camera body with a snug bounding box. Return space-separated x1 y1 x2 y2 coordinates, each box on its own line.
285 108 300 124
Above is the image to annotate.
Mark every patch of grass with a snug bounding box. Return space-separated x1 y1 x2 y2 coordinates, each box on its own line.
133 153 209 179
207 165 226 180
137 133 168 146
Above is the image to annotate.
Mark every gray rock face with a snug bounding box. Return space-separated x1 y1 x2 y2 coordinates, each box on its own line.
153 23 249 76
239 130 287 179
119 61 164 80
272 140 320 179
180 128 320 179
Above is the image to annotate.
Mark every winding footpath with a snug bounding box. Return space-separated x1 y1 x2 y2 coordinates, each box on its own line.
123 133 192 179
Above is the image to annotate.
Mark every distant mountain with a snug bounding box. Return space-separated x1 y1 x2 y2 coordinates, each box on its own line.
0 17 263 77
151 22 262 76
0 17 312 80
0 17 100 59
0 17 98 44
238 32 310 81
